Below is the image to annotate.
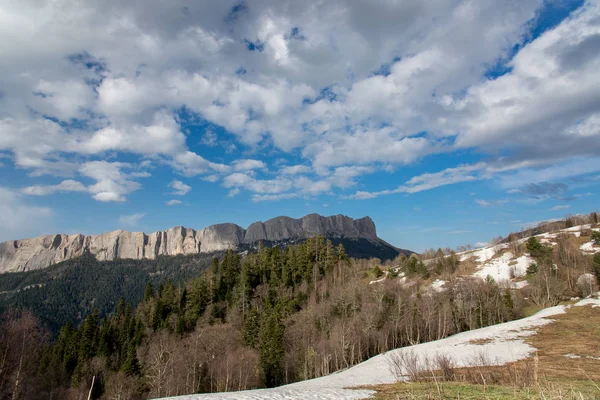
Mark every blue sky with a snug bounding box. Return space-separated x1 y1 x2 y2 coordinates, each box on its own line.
1 0 599 252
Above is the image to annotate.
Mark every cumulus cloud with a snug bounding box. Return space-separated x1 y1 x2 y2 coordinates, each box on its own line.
81 161 143 202
233 159 267 172
166 199 183 206
169 180 191 195
19 162 146 202
1 0 598 203
550 204 570 211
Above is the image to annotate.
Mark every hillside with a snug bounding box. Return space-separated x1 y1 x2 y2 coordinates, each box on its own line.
160 294 600 399
0 215 598 400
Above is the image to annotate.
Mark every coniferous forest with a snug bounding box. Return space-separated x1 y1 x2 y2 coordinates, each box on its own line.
0 236 524 399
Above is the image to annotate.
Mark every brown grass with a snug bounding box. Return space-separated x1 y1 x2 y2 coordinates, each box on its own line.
524 304 600 381
368 302 600 399
457 257 479 275
468 338 495 345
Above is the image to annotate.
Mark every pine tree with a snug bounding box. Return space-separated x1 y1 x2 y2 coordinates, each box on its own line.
116 297 126 319
258 306 285 387
121 345 141 376
143 281 155 302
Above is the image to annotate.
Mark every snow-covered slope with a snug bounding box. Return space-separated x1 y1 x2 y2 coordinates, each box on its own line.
158 296 600 400
453 224 600 289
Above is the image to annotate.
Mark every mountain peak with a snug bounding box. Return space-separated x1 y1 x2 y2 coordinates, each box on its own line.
0 213 397 273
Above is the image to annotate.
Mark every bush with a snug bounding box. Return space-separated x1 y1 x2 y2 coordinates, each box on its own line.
388 350 421 381
576 273 598 297
592 231 600 245
527 262 538 275
372 265 383 278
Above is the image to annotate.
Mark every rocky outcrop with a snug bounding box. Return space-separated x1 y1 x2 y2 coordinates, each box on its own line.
242 214 376 243
0 214 387 273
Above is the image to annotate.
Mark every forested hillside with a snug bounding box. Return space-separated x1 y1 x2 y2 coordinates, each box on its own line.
1 213 599 400
0 236 518 399
0 236 406 332
0 252 220 332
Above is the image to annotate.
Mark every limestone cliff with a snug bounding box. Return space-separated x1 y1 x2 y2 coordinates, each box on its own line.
0 214 389 273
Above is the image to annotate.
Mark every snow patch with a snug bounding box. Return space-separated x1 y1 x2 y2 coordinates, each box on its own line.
573 294 600 308
564 353 600 361
159 298 600 399
474 252 532 283
580 241 599 254
285 305 566 391
430 279 446 292
369 275 387 285
160 388 375 400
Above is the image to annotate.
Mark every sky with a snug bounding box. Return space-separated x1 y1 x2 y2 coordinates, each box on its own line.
0 0 599 252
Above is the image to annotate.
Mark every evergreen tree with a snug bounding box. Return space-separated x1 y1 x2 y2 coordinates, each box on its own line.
143 281 155 302
116 297 126 319
121 345 141 376
593 253 600 282
258 306 285 387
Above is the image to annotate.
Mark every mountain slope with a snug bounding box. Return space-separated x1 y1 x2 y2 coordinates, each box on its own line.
0 214 409 273
159 295 600 400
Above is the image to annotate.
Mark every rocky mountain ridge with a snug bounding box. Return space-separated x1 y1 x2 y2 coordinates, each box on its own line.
0 214 387 273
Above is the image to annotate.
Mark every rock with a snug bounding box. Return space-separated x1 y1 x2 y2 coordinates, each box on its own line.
198 223 245 253
242 214 376 243
0 214 387 273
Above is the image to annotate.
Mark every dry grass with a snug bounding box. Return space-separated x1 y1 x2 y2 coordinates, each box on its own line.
370 379 600 399
525 304 600 381
457 257 479 275
467 338 495 345
369 303 600 399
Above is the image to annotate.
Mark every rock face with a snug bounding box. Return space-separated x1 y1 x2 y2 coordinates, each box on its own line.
0 214 387 273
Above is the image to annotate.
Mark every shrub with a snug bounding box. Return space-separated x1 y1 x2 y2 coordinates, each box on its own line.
388 350 421 381
591 231 600 245
372 265 383 278
527 262 538 275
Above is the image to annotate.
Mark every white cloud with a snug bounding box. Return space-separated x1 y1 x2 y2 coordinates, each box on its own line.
475 199 508 207
200 129 218 147
166 199 183 206
233 159 267 172
227 188 240 198
280 165 311 175
169 179 191 195
0 0 598 204
202 174 220 183
346 163 485 199
0 187 53 241
171 151 229 177
81 161 141 202
252 193 299 202
21 179 87 196
475 199 492 207
550 204 570 211
118 213 145 227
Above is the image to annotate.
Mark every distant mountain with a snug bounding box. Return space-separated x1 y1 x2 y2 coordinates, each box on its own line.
0 213 410 273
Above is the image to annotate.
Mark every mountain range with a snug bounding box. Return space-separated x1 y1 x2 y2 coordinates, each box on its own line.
0 213 408 274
